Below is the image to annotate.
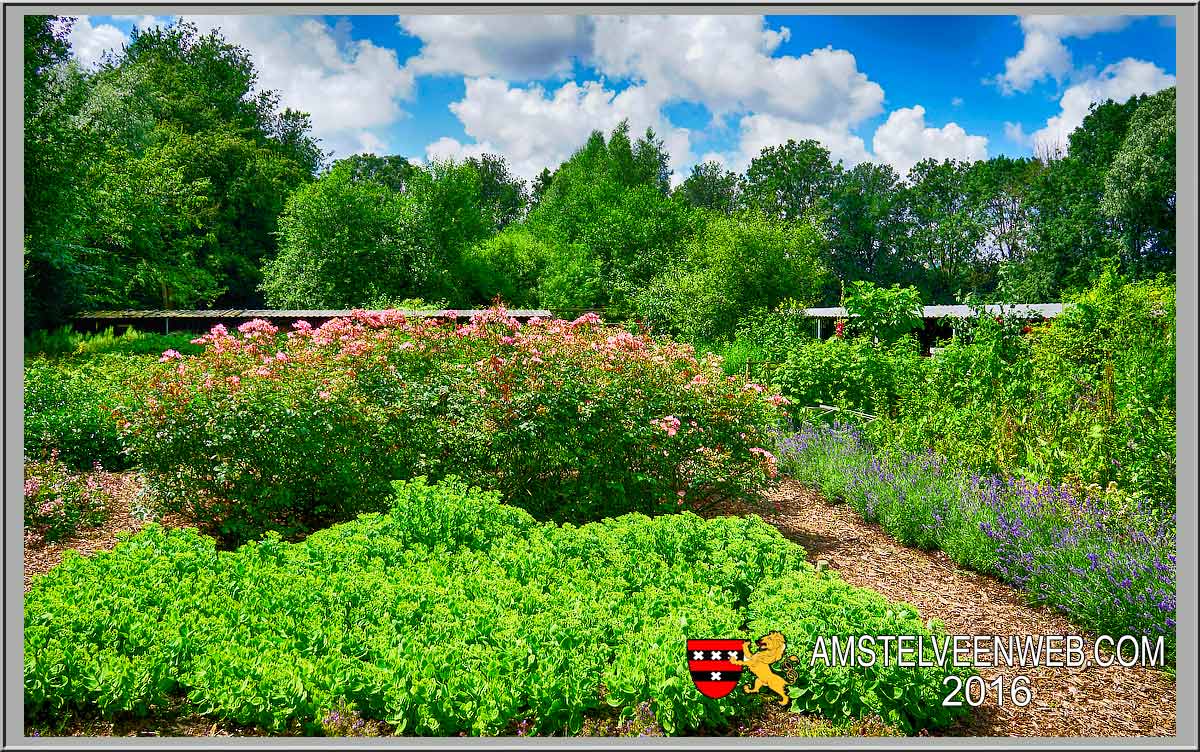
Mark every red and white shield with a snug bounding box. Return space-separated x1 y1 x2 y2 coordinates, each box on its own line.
687 639 745 699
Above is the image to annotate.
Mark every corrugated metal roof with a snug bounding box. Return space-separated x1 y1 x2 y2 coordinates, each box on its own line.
77 309 554 320
791 303 1069 319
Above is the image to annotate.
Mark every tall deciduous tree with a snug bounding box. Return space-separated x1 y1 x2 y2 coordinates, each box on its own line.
742 139 839 223
23 16 94 331
525 122 700 313
823 161 908 300
1102 86 1175 277
674 161 741 215
465 153 528 232
898 159 986 303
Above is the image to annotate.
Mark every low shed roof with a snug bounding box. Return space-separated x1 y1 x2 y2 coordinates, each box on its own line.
792 303 1068 319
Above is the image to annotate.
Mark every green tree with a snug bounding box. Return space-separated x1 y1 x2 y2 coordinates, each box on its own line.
898 159 985 303
636 213 827 342
261 160 420 308
465 153 528 232
1017 94 1148 299
526 122 700 312
742 139 839 223
674 160 740 215
530 167 554 209
824 161 908 300
24 20 324 316
335 153 417 192
264 158 493 308
23 16 94 331
1101 86 1175 277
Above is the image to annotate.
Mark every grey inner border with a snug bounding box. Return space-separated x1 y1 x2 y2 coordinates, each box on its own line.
5 3 1196 749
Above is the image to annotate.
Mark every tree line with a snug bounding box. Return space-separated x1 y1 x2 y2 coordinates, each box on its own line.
24 16 1176 340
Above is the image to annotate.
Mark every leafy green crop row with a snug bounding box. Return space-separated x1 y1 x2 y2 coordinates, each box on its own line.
26 478 971 735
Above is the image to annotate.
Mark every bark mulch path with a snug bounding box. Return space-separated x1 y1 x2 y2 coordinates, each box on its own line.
23 472 191 593
712 479 1176 738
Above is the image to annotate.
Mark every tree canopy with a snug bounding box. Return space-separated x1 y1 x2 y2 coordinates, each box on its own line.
23 16 1176 340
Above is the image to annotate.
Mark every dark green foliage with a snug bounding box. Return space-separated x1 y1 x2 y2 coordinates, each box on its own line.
898 159 985 304
25 477 969 735
23 16 94 333
263 156 516 308
336 153 418 192
23 354 153 471
636 213 826 342
742 139 837 223
521 121 702 313
1101 87 1176 277
22 18 321 329
466 153 529 232
822 162 909 299
674 161 741 215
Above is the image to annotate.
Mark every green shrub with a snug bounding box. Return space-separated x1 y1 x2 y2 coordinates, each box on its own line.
261 159 492 309
24 353 152 470
459 227 551 309
884 273 1176 509
117 308 787 543
842 281 923 345
763 274 1175 509
25 477 971 735
773 337 926 420
25 326 202 358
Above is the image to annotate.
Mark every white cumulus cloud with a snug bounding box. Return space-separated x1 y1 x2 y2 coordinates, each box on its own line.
871 105 988 177
1027 58 1174 153
398 15 592 80
427 77 693 183
65 16 128 68
591 16 883 125
993 14 1136 94
427 15 887 184
1004 121 1031 147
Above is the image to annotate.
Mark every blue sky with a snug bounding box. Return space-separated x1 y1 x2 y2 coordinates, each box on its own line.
68 13 1177 182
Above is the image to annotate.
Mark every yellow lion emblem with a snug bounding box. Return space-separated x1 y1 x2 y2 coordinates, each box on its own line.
728 631 797 705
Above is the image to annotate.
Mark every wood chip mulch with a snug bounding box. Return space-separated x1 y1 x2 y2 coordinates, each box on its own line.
708 479 1177 738
24 472 194 593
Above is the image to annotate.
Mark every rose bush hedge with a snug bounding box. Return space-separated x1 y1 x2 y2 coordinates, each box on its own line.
118 307 786 542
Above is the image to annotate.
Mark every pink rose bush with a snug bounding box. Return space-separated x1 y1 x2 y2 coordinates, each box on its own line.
118 306 787 542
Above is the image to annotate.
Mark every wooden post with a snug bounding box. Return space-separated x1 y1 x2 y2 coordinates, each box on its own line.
817 319 822 339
